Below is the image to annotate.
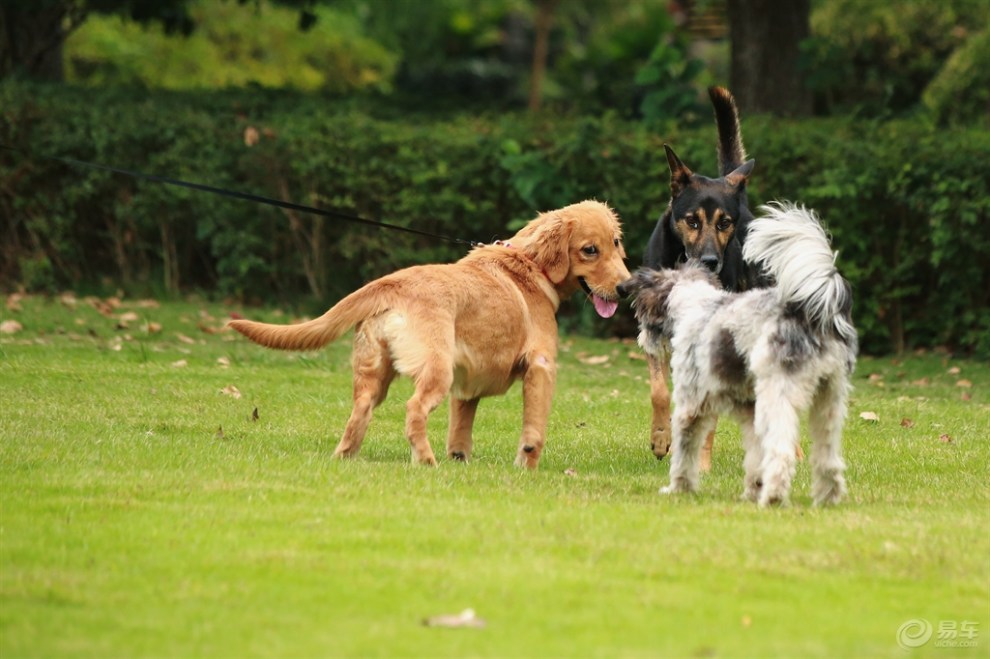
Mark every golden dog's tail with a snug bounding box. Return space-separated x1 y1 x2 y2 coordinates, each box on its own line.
227 284 393 351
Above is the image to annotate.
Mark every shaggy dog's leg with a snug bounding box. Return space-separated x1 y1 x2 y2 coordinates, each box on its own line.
334 325 396 459
447 397 480 461
755 379 801 506
514 353 557 469
736 405 763 502
647 353 673 459
661 408 717 495
809 377 849 506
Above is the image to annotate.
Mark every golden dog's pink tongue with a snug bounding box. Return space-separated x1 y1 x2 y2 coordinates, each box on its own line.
593 295 618 318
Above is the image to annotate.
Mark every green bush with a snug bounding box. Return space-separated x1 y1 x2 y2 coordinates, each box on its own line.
1 82 987 356
922 29 990 125
805 0 990 117
65 3 397 93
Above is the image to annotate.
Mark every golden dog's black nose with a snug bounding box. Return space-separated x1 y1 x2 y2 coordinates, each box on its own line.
616 279 634 299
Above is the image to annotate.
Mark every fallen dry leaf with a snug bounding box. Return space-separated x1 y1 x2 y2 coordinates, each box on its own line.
171 359 188 368
900 418 915 428
947 366 961 375
119 311 139 323
0 319 23 334
577 353 610 366
563 468 578 477
220 385 242 399
251 407 259 422
961 392 972 402
868 373 883 382
145 322 162 334
89 298 114 316
627 351 647 361
216 425 225 439
955 379 973 388
5 293 23 312
911 377 929 386
135 299 160 309
176 333 196 345
859 411 880 423
422 609 485 629
217 356 231 368
939 434 952 443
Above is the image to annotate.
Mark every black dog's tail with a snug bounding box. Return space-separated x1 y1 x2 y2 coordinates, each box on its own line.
709 86 746 176
743 203 857 347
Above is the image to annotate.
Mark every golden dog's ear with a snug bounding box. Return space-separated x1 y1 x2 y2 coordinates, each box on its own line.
517 213 573 284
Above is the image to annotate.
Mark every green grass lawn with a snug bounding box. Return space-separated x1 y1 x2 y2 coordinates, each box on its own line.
2 293 988 658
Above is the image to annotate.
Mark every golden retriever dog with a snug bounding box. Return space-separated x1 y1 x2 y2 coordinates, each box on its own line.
228 200 630 468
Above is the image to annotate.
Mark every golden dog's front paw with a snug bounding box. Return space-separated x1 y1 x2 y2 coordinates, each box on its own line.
411 449 438 466
513 444 541 469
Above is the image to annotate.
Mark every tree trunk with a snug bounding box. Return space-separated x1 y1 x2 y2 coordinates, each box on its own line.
528 0 558 113
726 0 811 116
0 3 84 81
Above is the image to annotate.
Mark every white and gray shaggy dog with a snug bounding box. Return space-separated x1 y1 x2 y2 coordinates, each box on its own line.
622 203 858 506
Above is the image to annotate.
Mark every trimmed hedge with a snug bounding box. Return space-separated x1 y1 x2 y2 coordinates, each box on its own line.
1 82 987 356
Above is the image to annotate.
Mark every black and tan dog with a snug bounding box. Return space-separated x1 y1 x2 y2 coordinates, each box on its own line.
640 87 769 468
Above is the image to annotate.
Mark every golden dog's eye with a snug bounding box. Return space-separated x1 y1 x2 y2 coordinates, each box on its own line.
613 238 619 247
582 245 598 256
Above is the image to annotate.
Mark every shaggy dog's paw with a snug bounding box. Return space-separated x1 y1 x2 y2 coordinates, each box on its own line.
660 478 695 496
741 477 762 502
812 477 847 507
758 491 789 508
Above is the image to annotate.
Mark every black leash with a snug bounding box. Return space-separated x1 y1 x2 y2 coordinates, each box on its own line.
0 144 485 248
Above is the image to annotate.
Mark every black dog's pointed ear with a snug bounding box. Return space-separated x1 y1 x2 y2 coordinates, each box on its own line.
724 159 755 188
664 144 693 197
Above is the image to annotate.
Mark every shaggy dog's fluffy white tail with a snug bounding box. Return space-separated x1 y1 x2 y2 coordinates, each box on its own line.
743 202 857 346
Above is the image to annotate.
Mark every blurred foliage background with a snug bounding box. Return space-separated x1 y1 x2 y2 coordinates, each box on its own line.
1 0 988 355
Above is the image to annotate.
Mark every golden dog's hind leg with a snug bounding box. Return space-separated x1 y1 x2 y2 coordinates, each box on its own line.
333 328 395 459
515 353 556 469
647 353 673 459
404 363 453 466
447 397 480 461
